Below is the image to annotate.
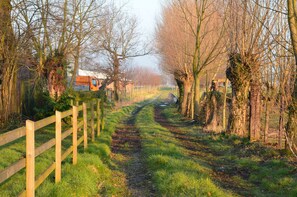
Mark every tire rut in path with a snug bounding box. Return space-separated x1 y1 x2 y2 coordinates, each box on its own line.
111 107 155 197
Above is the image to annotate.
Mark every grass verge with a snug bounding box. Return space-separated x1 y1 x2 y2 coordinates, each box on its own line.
35 104 139 196
0 101 138 196
162 105 297 197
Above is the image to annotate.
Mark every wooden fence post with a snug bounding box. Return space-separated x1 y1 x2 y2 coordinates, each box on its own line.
73 106 78 165
55 111 62 183
26 120 35 197
83 103 88 149
91 101 95 142
97 99 101 137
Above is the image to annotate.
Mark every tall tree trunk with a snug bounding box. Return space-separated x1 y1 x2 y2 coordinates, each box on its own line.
193 74 200 120
279 91 285 149
0 0 20 124
223 79 228 131
264 97 271 143
70 44 81 88
286 0 297 152
227 90 249 136
70 20 83 88
113 59 120 101
250 80 261 141
204 91 219 132
186 92 192 117
191 83 195 119
226 53 251 137
181 79 192 116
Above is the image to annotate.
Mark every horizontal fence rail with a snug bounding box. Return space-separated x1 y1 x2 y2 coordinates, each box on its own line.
0 99 102 197
0 127 26 146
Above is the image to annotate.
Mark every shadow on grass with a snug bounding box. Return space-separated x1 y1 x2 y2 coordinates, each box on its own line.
159 105 297 197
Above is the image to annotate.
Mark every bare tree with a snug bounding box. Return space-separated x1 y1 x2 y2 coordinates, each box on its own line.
18 0 71 99
69 0 106 87
175 0 227 120
98 4 150 101
128 67 162 87
17 0 104 99
156 2 194 116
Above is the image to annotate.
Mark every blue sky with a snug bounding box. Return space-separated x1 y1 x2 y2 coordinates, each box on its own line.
125 0 165 72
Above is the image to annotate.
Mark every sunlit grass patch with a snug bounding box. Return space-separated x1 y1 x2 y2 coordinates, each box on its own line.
161 104 297 197
36 153 113 197
0 99 139 196
36 104 140 196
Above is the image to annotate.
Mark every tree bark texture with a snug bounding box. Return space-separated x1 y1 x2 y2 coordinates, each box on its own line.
70 43 81 88
264 98 271 143
0 0 20 124
223 79 228 130
113 57 120 101
286 0 297 152
204 91 220 132
249 80 261 141
181 80 192 116
186 92 192 117
226 53 251 137
279 93 285 149
193 75 201 120
174 72 193 116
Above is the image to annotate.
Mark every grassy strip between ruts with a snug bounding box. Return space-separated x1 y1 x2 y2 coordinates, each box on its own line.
135 104 234 197
162 105 297 197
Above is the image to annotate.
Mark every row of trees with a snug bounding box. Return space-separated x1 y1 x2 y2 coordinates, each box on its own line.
127 67 162 87
0 0 148 126
156 0 297 153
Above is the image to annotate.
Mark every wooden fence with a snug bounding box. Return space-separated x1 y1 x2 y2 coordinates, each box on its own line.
0 99 102 197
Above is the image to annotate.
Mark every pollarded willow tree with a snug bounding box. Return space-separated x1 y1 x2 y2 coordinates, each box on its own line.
226 0 278 140
157 0 227 118
175 0 227 120
156 2 194 116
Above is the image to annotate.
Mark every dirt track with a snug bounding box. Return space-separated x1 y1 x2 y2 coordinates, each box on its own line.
111 107 155 197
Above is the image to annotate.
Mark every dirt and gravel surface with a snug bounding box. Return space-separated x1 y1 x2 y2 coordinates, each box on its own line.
111 107 155 197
